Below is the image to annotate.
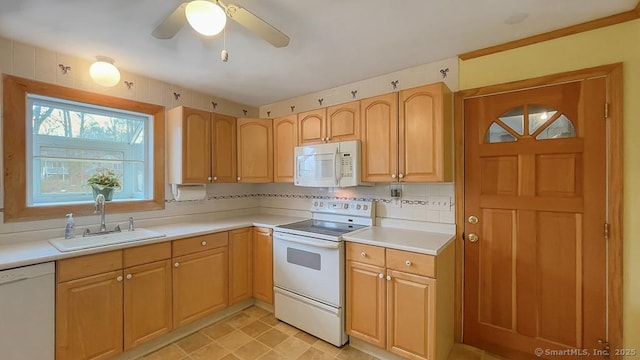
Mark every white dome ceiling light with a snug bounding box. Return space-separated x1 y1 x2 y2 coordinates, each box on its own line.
185 0 227 36
89 56 121 87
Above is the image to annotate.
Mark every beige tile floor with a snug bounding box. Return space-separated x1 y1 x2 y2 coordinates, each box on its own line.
141 306 505 360
142 306 377 360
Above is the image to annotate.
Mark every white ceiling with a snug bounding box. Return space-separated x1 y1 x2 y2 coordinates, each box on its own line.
0 0 636 107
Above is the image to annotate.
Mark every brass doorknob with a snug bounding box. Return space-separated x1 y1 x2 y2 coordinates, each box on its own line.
468 215 479 224
467 233 479 243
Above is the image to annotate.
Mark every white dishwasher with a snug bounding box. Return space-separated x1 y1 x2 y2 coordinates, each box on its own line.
0 262 55 360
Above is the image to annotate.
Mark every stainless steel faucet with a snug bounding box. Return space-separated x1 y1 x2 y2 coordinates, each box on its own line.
94 193 107 232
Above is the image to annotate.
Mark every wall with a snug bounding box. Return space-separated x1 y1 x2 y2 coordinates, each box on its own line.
0 36 262 244
458 19 640 348
0 36 457 245
260 57 458 117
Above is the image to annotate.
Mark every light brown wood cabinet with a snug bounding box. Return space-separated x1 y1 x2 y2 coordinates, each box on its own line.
172 232 229 328
168 106 237 184
56 243 172 360
298 103 360 145
361 83 452 183
123 259 173 350
237 118 273 183
252 227 274 304
229 227 253 305
273 115 297 182
346 242 454 360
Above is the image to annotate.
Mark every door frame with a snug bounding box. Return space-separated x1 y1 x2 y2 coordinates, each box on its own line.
452 63 624 350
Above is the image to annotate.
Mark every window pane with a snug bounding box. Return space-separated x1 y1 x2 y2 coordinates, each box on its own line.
498 106 524 135
485 122 517 143
528 104 558 135
27 94 151 206
535 115 576 140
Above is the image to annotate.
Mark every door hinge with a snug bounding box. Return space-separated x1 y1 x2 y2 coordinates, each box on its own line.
604 223 610 240
605 103 609 119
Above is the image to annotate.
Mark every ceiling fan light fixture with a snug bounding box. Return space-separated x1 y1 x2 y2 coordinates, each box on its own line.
89 56 121 87
185 0 227 36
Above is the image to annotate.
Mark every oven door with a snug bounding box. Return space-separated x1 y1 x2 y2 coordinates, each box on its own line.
273 231 343 307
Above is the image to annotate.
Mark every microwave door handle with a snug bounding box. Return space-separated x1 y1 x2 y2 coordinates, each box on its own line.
334 147 341 186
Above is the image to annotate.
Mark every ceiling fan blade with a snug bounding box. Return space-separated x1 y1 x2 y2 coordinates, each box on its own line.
152 2 188 39
224 3 290 47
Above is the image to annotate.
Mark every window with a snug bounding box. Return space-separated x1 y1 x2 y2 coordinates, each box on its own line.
28 95 152 205
3 75 165 222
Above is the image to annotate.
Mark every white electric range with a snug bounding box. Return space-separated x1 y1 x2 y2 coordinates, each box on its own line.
272 199 375 346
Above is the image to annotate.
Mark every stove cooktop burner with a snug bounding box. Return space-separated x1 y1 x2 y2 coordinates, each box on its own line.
276 219 367 237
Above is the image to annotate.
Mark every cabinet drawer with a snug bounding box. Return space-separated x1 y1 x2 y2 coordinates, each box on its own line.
346 242 385 266
57 250 123 283
386 249 435 278
172 232 229 257
124 242 171 268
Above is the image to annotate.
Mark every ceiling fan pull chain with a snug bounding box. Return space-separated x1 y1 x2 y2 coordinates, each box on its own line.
221 26 229 62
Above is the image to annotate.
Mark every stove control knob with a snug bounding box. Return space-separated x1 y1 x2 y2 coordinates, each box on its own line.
344 204 348 209
363 205 369 211
356 205 361 210
314 201 318 207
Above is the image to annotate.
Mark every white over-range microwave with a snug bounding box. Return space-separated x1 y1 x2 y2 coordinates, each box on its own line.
294 140 367 187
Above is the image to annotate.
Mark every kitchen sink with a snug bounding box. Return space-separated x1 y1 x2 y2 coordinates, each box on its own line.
49 228 166 252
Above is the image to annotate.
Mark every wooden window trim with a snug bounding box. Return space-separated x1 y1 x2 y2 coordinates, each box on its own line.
2 75 165 222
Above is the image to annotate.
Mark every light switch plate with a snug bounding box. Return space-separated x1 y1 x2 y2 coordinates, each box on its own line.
428 196 451 211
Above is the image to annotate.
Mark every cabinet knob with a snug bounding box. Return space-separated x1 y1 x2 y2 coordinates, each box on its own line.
174 262 180 268
207 176 212 181
405 260 412 266
386 275 391 281
391 174 396 179
237 177 241 181
467 233 479 243
213 176 218 181
378 273 384 279
126 274 133 280
116 275 123 282
360 251 366 258
398 173 404 179
326 137 331 141
201 241 207 246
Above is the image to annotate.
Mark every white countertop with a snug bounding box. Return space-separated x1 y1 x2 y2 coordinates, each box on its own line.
343 226 455 255
0 214 307 271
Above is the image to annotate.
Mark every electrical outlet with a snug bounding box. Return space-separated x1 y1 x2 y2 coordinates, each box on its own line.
428 196 451 211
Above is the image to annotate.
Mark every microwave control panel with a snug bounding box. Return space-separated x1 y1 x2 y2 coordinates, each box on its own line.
341 153 353 178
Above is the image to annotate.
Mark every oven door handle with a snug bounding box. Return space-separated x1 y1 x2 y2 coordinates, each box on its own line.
274 233 340 249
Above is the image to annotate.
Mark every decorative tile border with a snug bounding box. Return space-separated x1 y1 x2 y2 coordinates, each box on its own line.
165 193 454 207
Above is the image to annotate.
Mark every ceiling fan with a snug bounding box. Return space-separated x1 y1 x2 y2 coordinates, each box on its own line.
152 0 290 48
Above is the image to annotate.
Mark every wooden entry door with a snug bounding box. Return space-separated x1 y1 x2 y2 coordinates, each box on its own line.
463 79 607 359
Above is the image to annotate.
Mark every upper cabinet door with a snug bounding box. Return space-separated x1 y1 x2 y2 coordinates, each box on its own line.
237 118 273 183
360 93 399 182
327 101 360 142
212 113 237 183
273 115 297 183
399 83 452 182
168 106 212 184
298 109 326 145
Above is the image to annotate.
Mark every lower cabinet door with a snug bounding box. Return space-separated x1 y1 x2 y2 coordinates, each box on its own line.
124 260 173 350
173 247 229 327
345 260 386 348
229 227 253 305
56 270 124 360
386 269 436 360
252 227 273 304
